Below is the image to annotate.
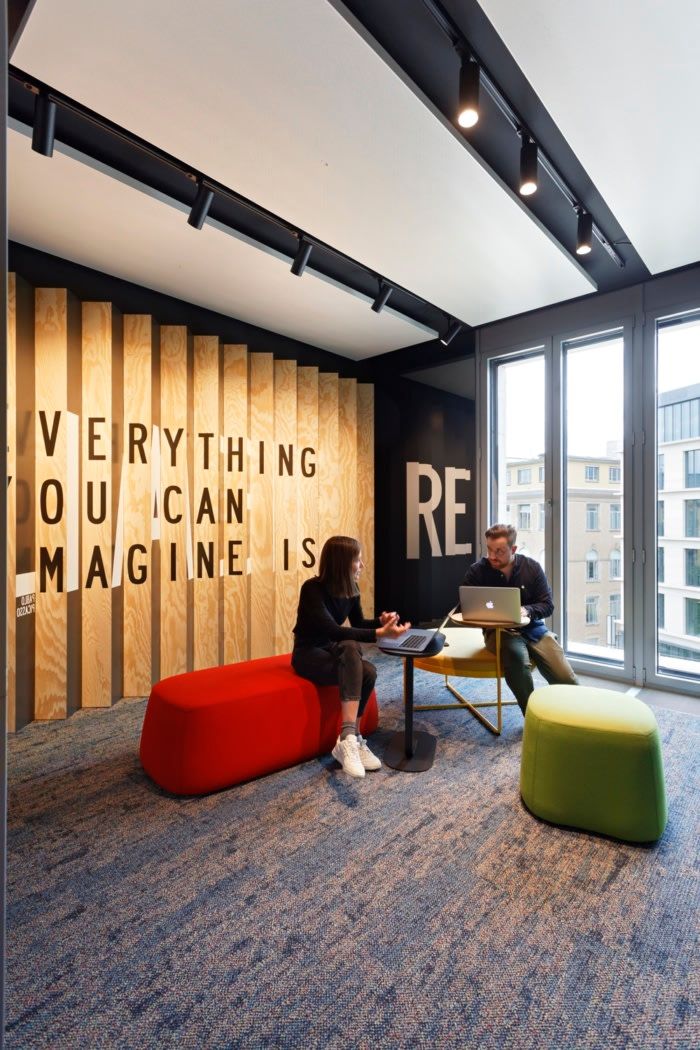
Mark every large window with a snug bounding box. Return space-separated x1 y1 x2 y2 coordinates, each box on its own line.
610 549 622 580
658 454 665 489
658 501 665 537
517 468 531 485
585 596 599 625
658 594 665 629
686 500 700 538
610 503 621 531
686 549 700 587
490 353 544 531
518 504 532 530
658 396 700 442
610 593 621 619
686 599 700 637
585 465 599 482
586 503 599 530
685 450 700 488
609 466 621 483
658 547 665 583
585 550 599 581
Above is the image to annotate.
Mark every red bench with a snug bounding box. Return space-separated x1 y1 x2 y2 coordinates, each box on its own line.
139 653 379 795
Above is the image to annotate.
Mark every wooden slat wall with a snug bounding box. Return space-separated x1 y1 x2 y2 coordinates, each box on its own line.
8 277 377 728
7 275 17 731
274 360 298 653
222 345 249 664
81 303 113 707
34 289 69 719
122 315 153 697
192 336 220 670
318 372 340 546
296 367 319 587
357 384 375 616
249 353 274 659
159 327 190 678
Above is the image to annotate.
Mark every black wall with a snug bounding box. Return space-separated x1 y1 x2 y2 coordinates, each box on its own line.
374 378 475 624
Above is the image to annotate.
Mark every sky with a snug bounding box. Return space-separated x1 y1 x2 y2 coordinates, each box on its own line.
502 317 700 460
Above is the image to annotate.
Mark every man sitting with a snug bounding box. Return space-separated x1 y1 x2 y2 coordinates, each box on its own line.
462 522 578 714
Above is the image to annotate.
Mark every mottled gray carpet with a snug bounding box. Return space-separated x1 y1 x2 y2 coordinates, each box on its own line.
6 650 700 1049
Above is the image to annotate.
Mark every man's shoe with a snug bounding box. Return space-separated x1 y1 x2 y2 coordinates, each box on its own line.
332 735 365 778
356 734 381 771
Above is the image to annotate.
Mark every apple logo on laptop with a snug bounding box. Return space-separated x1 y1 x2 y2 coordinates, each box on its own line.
485 600 494 609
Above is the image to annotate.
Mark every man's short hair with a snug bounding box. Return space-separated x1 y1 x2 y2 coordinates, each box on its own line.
484 522 517 546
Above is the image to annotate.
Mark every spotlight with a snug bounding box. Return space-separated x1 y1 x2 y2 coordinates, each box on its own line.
519 138 538 196
188 180 214 229
440 320 463 347
291 237 313 277
371 281 393 314
31 90 56 157
457 59 480 129
576 209 593 255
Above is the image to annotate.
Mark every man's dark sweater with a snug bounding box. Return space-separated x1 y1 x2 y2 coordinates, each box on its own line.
293 577 379 650
462 554 553 643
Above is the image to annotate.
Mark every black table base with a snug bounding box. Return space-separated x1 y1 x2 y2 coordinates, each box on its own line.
382 633 445 773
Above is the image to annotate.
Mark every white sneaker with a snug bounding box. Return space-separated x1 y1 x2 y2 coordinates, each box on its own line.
356 734 381 771
332 735 365 778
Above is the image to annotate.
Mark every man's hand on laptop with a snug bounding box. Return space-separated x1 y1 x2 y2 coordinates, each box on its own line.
377 613 412 639
520 607 531 624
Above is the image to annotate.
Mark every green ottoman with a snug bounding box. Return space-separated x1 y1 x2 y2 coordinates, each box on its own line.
520 685 667 842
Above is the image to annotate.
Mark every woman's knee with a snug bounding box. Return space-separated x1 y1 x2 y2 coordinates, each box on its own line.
362 659 377 687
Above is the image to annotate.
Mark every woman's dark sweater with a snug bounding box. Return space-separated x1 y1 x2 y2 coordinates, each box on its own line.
292 577 379 649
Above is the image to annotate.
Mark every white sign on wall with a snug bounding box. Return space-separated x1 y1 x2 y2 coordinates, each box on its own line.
406 462 472 559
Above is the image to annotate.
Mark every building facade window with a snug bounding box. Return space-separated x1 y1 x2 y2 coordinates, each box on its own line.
657 500 664 537
686 548 700 587
584 465 599 482
506 470 511 485
538 465 544 482
518 504 531 530
658 593 665 630
609 466 621 482
658 453 665 490
685 598 700 637
538 503 546 530
586 550 599 581
586 503 599 530
610 503 621 531
610 593 621 619
609 549 621 579
685 450 700 488
686 499 700 538
517 468 531 485
658 397 700 442
585 596 599 625
658 546 665 583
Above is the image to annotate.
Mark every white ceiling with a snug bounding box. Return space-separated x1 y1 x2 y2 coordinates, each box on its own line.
9 0 596 359
480 0 700 275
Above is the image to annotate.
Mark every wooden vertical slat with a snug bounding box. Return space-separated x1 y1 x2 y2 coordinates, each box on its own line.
122 315 153 696
297 366 319 586
249 353 275 659
81 303 113 707
357 384 375 615
159 326 190 677
318 372 339 547
7 275 17 731
192 335 220 670
34 289 69 719
222 345 248 664
274 360 297 654
338 378 358 540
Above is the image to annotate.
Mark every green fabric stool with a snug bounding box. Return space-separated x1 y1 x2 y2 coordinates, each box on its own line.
520 685 667 842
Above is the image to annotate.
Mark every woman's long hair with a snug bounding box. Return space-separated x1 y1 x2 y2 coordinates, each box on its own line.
318 535 361 598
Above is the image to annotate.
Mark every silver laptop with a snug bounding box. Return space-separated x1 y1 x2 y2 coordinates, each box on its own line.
459 586 522 625
378 628 438 655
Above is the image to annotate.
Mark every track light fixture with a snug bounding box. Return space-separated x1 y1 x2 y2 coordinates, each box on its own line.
188 180 214 230
291 237 313 277
31 89 56 157
371 281 393 314
519 137 538 196
576 208 593 256
457 58 480 129
440 319 463 347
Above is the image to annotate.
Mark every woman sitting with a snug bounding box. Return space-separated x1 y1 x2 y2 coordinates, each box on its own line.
292 535 410 778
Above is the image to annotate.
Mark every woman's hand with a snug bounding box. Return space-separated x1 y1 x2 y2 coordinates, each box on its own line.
379 610 398 626
376 618 412 639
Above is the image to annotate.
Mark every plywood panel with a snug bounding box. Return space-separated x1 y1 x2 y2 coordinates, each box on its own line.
7 275 17 731
318 372 339 547
222 345 248 664
249 353 274 659
159 326 190 677
296 366 319 587
192 335 220 670
122 315 153 696
357 384 375 615
338 378 357 540
274 360 297 654
34 289 68 719
81 302 113 707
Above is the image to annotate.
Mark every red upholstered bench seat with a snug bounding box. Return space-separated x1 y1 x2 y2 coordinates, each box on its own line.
139 653 379 795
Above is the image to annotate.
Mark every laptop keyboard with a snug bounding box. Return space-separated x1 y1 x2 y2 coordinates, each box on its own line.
398 633 427 650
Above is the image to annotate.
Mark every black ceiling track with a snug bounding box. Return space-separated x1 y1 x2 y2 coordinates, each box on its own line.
8 64 470 355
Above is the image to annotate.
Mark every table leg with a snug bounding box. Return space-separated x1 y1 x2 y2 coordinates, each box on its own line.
383 656 437 772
